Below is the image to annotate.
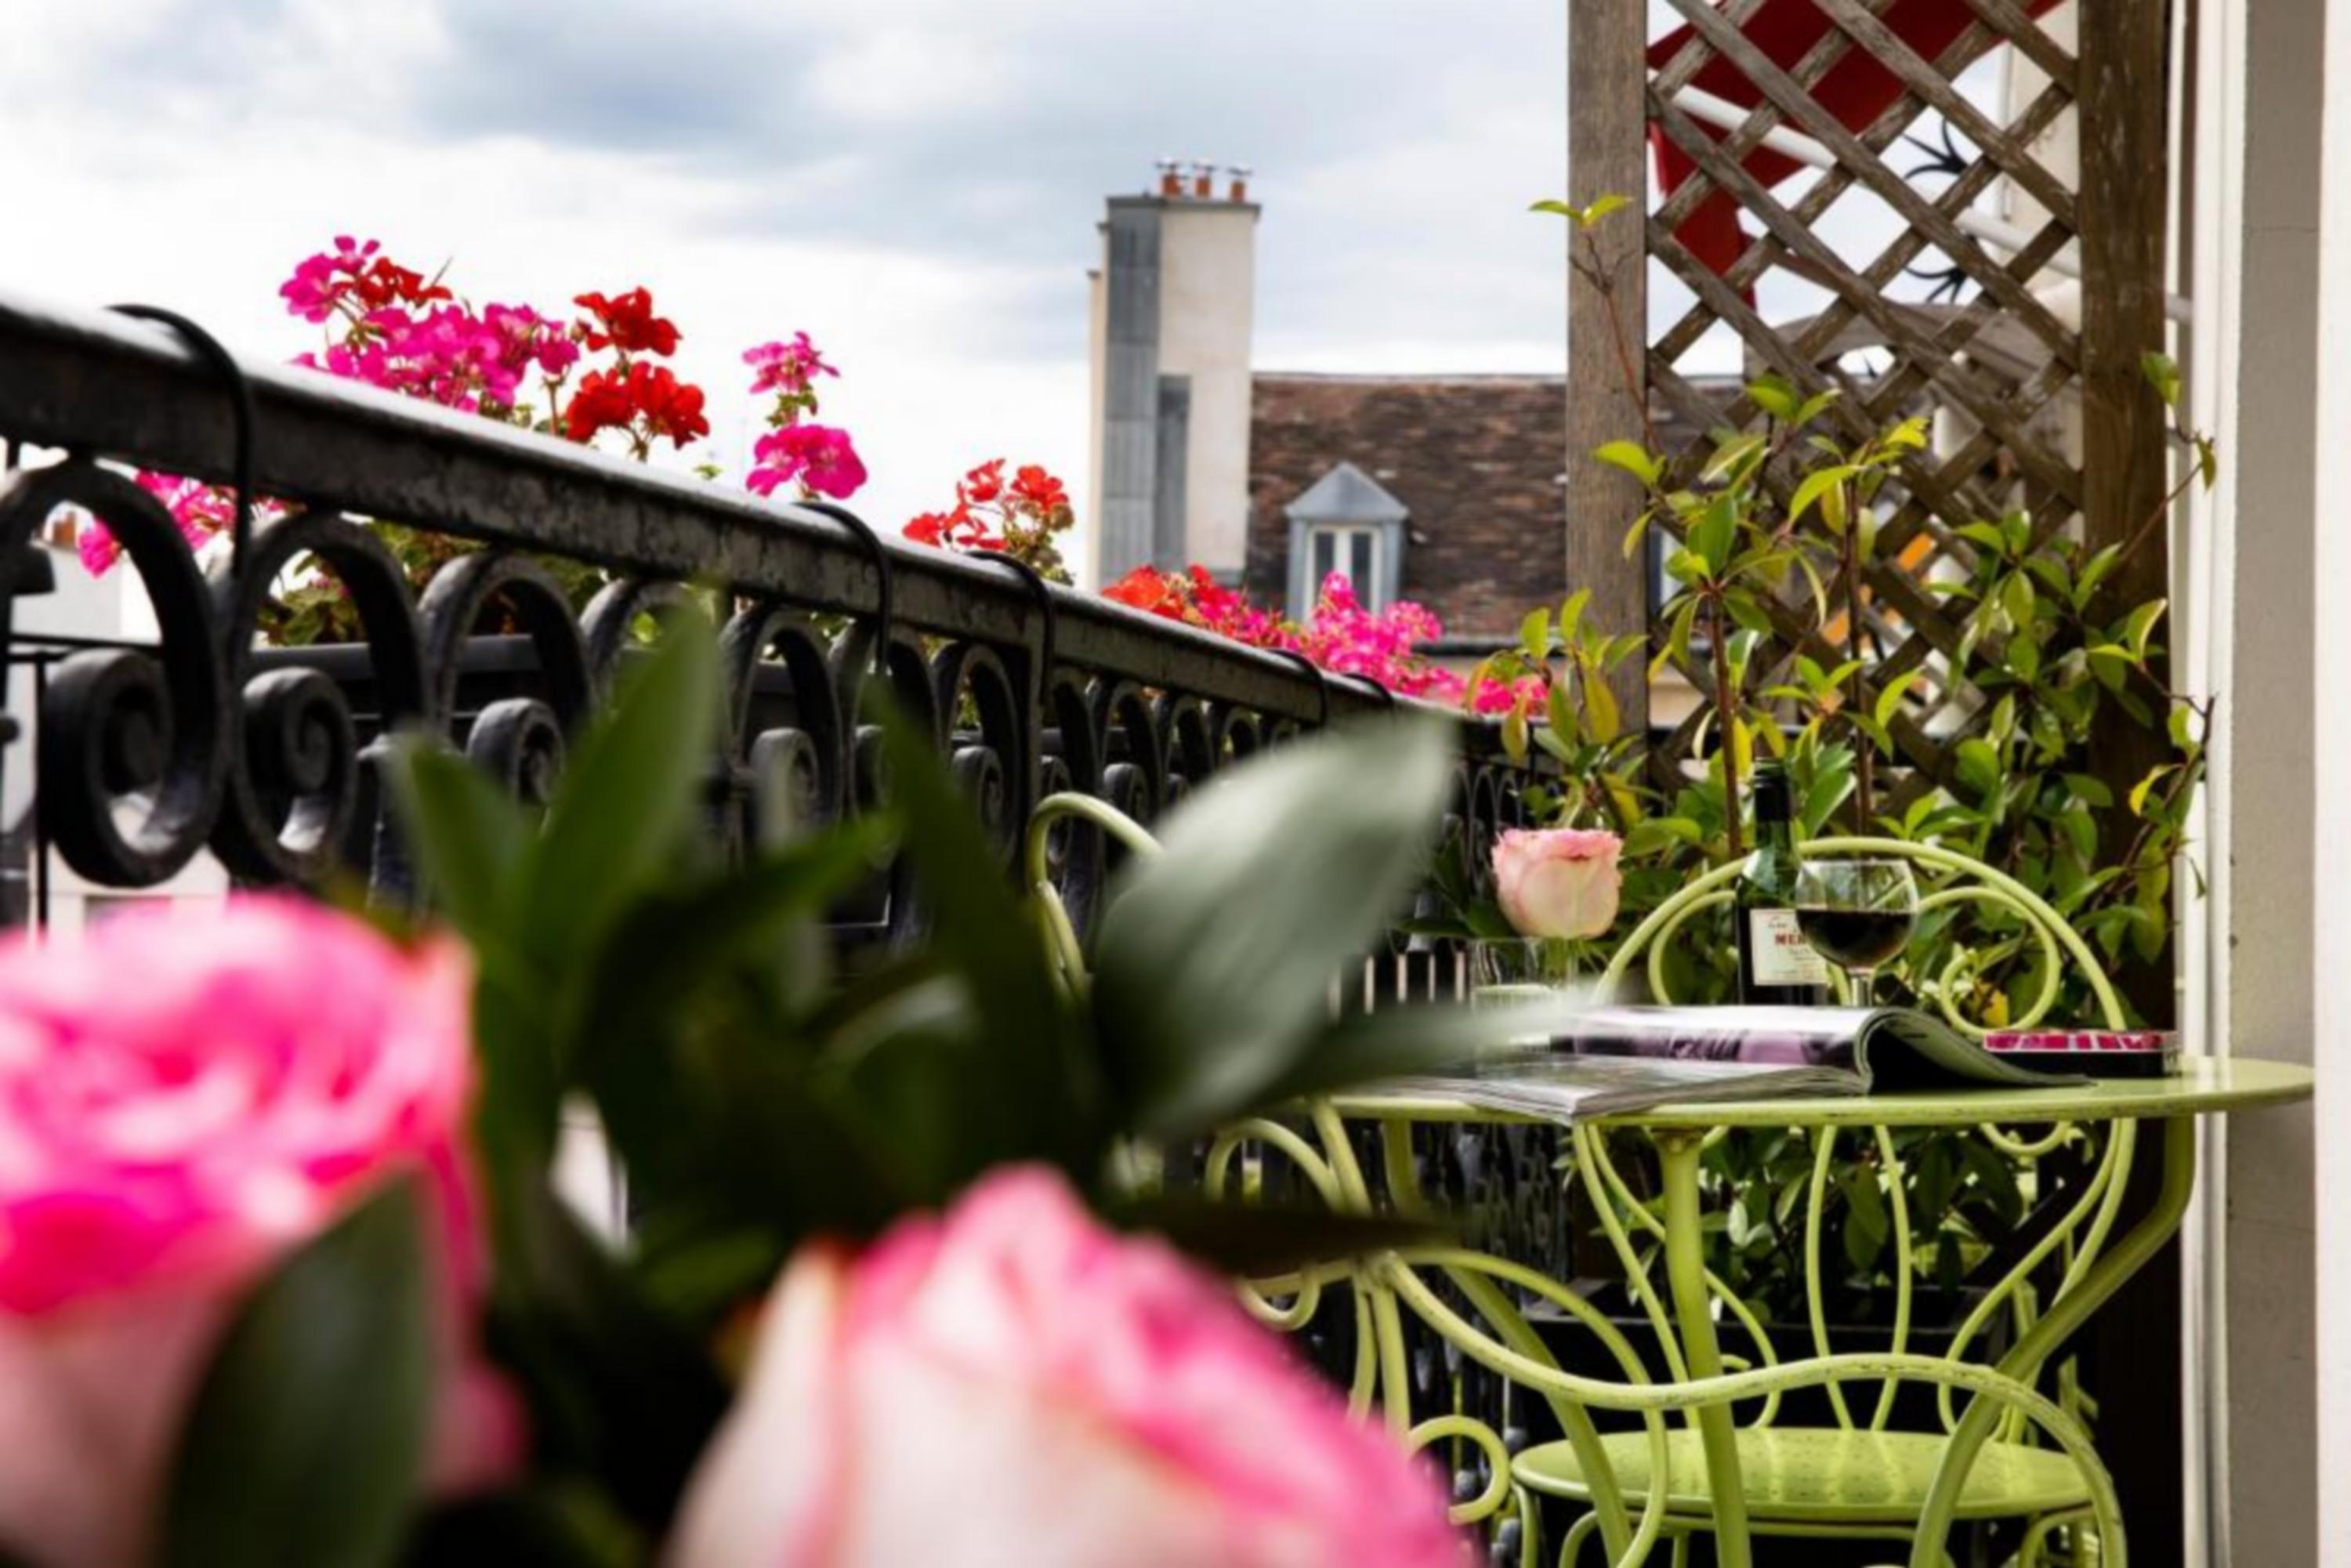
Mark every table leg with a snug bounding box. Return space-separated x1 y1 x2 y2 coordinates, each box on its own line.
1910 1113 2197 1568
1659 1130 1751 1568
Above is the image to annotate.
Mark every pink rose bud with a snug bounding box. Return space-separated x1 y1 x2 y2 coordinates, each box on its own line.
669 1166 1465 1568
1493 827 1623 940
0 896 523 1566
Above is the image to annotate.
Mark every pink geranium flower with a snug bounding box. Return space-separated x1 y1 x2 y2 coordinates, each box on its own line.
670 1166 1463 1567
0 896 523 1563
747 423 868 501
744 332 838 399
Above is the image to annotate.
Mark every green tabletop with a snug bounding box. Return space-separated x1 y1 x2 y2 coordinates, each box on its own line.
1328 1053 2313 1132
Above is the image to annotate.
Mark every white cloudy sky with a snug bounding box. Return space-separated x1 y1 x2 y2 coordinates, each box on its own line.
0 0 1602 562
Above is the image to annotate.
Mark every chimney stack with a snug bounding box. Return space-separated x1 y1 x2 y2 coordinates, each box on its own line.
1191 160 1215 200
1227 165 1252 203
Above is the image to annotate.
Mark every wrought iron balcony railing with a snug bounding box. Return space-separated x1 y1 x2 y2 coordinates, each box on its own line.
0 292 1541 932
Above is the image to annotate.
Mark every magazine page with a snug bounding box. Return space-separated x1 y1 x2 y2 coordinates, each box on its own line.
1858 1012 2088 1088
1557 1005 1875 1070
1376 1054 1862 1124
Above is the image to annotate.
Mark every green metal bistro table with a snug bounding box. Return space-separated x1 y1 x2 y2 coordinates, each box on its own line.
1318 1056 2313 1568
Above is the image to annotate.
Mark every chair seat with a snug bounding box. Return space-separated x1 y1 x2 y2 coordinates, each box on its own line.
1512 1426 2091 1525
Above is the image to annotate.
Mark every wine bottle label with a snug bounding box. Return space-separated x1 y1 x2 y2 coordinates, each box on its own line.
1748 909 1831 987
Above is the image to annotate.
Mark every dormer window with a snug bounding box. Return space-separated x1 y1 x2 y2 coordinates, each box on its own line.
1284 462 1409 619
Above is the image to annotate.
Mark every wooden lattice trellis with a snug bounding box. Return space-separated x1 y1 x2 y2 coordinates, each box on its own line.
1567 0 2172 835
1563 0 2181 1543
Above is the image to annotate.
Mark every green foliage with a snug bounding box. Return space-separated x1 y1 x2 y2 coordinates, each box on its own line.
1491 368 2210 1026
358 624 1479 1552
263 525 610 646
1636 1123 2035 1323
163 1182 433 1568
1531 194 1633 229
1518 195 2214 1314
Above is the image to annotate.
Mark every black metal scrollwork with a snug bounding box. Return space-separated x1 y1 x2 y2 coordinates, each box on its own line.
0 289 1551 947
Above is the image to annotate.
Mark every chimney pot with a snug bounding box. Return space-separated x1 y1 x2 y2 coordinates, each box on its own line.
1155 157 1183 197
1192 161 1215 200
1228 165 1252 203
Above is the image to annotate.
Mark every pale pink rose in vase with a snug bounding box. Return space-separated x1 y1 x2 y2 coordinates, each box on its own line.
669 1167 1465 1568
1493 827 1623 940
0 896 524 1567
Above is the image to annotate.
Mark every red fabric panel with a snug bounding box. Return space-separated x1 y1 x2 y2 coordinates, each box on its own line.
1646 0 2064 281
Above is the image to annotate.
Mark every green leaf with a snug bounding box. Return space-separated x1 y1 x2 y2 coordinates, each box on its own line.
1585 668 1621 744
875 702 1095 1166
2141 350 2183 409
2168 703 2201 751
568 820 897 1165
1092 720 1452 1136
2063 773 2114 809
163 1182 432 1568
1575 192 1633 226
492 1178 732 1525
1999 570 2037 629
1559 586 1593 642
2076 544 2124 606
1873 670 1920 732
1723 592 1776 636
1746 374 1800 422
1520 606 1551 662
1701 433 1767 486
384 740 529 940
520 626 721 973
1788 464 1860 527
1801 769 1857 838
1623 817 1700 857
1546 679 1579 746
1594 440 1663 487
2125 599 2168 662
1955 737 2003 799
1840 1166 1889 1274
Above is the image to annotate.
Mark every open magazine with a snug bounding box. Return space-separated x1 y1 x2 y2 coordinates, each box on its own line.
1376 1005 2088 1124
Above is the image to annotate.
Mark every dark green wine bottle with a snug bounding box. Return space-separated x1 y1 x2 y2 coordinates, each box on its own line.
1734 762 1829 1005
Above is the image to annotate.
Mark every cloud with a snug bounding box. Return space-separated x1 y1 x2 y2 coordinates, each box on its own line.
0 0 1578 561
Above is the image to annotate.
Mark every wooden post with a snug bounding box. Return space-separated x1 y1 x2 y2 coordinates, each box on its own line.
1566 0 1653 741
2076 0 2181 1557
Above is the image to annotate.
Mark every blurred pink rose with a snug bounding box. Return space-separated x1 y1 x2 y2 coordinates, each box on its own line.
1494 827 1622 940
0 896 523 1566
670 1167 1463 1568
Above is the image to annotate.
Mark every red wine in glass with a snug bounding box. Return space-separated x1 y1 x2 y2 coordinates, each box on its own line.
1791 857 1921 1005
1794 906 1914 972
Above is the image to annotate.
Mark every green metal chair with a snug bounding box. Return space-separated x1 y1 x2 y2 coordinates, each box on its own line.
1507 835 2134 1566
1023 798 2127 1568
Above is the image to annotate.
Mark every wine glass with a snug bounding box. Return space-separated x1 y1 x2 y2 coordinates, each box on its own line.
1793 858 1920 1006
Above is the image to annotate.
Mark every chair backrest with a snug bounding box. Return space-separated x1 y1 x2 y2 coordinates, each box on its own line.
1597 835 2128 1034
1590 833 2128 1439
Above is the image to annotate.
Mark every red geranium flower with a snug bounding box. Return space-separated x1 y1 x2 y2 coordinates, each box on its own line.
354 256 451 312
629 364 709 446
1009 464 1068 514
960 459 1006 505
574 288 681 357
561 368 636 442
561 363 708 448
1104 566 1186 620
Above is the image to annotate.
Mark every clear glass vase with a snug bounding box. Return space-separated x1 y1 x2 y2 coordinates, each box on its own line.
1465 936 1585 1005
